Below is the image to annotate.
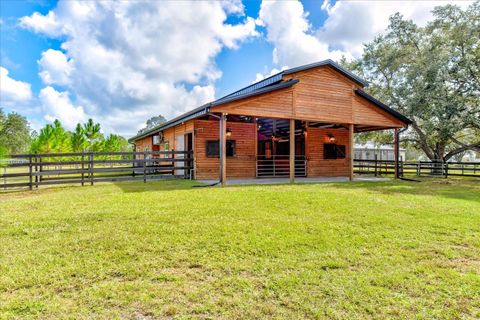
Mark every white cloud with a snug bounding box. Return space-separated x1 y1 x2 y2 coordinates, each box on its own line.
318 0 474 57
39 86 86 130
253 66 289 83
258 1 349 68
0 66 33 104
20 0 258 136
259 0 473 67
38 49 74 85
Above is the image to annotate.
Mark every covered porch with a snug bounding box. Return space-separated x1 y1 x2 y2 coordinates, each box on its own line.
199 112 402 186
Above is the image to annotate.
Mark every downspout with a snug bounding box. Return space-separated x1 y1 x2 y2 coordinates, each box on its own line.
193 112 222 187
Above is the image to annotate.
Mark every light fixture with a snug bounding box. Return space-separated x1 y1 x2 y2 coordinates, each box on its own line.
328 134 336 143
226 128 232 137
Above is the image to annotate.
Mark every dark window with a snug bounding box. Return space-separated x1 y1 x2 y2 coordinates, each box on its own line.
324 144 346 159
206 140 236 157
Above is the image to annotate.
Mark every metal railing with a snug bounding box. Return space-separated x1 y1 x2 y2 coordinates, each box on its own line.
256 155 307 177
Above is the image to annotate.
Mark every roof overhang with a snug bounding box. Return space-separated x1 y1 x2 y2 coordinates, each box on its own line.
355 89 412 125
129 79 299 142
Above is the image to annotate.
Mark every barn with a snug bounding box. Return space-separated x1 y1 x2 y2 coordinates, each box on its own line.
128 60 411 184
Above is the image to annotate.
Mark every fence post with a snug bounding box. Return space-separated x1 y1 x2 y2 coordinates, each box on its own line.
445 162 449 179
28 155 33 190
34 153 39 188
81 150 85 186
374 154 378 177
171 149 175 176
90 153 94 186
143 150 147 183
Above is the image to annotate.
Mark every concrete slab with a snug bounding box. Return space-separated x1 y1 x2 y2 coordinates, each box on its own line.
198 176 389 186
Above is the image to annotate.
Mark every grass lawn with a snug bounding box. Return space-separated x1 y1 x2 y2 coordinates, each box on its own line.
1 178 479 319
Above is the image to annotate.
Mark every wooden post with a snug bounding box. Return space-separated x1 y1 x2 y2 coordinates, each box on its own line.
394 128 399 179
39 155 43 184
81 150 85 186
90 153 94 186
34 153 38 188
349 124 354 181
374 154 378 177
220 113 227 186
290 119 295 183
143 150 147 183
28 155 33 190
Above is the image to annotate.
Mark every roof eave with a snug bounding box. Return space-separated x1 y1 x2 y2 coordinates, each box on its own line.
355 89 412 125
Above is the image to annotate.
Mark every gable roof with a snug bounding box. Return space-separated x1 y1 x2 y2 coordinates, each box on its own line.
355 89 412 125
129 60 370 142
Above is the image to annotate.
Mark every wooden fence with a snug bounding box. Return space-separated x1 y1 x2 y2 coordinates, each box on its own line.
354 159 480 178
1 151 193 190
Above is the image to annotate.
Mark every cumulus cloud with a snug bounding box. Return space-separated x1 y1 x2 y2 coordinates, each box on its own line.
318 0 474 57
20 0 258 136
0 66 33 104
38 49 74 86
259 0 473 67
253 66 289 83
39 86 86 130
258 1 350 68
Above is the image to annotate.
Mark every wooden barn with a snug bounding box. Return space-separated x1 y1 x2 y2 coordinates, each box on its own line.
129 60 411 184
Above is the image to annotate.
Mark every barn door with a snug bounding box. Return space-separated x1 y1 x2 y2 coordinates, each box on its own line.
175 134 185 176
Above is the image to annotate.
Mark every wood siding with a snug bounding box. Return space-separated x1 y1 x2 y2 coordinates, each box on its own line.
306 127 351 177
212 88 294 119
134 136 152 151
352 94 404 127
194 119 256 180
212 65 406 128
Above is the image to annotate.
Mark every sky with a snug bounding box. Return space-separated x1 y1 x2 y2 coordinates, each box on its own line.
0 0 473 137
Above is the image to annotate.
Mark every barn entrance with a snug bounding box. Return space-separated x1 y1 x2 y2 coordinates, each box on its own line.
256 118 306 177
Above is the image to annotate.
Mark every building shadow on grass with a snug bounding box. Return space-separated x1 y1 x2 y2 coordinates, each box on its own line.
327 178 480 204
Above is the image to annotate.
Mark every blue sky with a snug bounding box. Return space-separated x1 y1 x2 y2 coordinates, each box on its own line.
0 0 470 136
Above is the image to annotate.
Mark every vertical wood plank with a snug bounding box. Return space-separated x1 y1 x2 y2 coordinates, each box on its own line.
90 153 94 186
221 113 227 186
28 155 33 190
349 124 354 181
81 150 85 186
34 153 38 188
290 119 295 183
143 150 147 183
394 128 399 179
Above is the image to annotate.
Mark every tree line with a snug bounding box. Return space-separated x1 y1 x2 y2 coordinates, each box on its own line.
0 109 130 157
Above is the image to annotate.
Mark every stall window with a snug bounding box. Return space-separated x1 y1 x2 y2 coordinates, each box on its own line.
324 144 346 159
206 140 236 157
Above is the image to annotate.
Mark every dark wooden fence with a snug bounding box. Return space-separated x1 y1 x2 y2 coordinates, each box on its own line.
354 158 480 178
1 151 193 190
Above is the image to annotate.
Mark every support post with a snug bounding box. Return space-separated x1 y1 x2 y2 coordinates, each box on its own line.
290 119 295 183
349 124 354 181
220 113 227 187
394 128 399 179
28 155 33 190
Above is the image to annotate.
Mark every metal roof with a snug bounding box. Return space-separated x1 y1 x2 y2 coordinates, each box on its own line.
129 79 299 142
129 60 370 142
355 89 412 125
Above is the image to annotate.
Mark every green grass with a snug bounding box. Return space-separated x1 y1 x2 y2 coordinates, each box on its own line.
1 178 479 319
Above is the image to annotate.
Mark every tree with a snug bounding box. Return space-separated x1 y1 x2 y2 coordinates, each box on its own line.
31 120 71 154
0 108 31 155
345 2 480 162
71 123 87 152
137 115 166 135
83 118 102 150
